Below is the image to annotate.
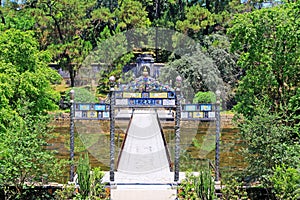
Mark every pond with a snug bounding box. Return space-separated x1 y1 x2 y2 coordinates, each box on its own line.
48 116 247 183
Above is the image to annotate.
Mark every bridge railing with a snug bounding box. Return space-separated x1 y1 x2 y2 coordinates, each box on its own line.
181 103 216 121
73 91 216 121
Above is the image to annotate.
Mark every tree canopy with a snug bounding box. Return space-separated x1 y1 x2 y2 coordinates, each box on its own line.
228 1 300 191
0 0 299 198
0 29 61 197
228 2 300 119
0 29 60 118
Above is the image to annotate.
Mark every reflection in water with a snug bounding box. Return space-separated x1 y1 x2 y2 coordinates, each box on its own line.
48 119 246 182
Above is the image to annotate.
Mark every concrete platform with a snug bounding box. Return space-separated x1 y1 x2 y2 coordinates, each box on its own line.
102 172 198 200
102 171 195 184
110 184 177 200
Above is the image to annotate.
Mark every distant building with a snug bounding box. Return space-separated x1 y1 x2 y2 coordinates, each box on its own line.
134 54 164 79
50 54 165 87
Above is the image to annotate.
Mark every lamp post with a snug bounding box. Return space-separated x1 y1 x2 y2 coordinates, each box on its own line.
69 89 75 182
174 75 182 182
215 89 221 182
109 76 116 182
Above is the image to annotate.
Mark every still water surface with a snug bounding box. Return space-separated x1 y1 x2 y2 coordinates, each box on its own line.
48 119 246 182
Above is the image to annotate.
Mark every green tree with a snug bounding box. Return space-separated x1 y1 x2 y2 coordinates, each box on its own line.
229 1 300 192
175 4 231 38
0 113 60 198
29 0 95 87
269 164 300 200
175 4 215 37
81 0 151 94
65 87 98 103
0 29 60 116
228 2 300 120
115 0 151 31
238 107 300 182
86 26 134 94
160 47 223 102
155 0 186 28
202 34 240 109
193 91 216 103
89 6 114 48
0 29 61 198
0 1 36 31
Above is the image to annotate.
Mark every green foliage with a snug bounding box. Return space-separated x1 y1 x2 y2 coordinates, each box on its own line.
0 5 36 31
115 0 151 31
77 153 91 198
30 0 95 87
228 2 300 197
65 87 98 103
238 106 300 181
180 150 208 172
89 167 106 199
221 177 248 200
202 34 240 109
202 34 239 83
178 173 198 199
54 166 107 200
0 28 62 199
193 91 216 103
94 27 135 94
2 2 300 199
54 183 77 200
269 164 300 200
160 47 222 102
176 5 215 35
0 29 61 116
228 2 300 119
155 0 185 28
178 170 215 200
228 0 254 14
196 170 216 200
0 113 61 199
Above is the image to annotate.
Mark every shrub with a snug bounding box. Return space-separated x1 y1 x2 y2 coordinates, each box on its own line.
269 164 300 200
77 153 91 198
65 87 98 103
178 170 215 200
221 177 248 200
193 91 216 104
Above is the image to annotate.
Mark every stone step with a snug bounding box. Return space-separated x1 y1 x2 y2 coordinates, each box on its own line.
110 184 177 200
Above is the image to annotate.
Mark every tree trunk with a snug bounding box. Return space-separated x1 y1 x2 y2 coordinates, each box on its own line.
67 55 75 87
0 10 5 24
206 0 211 11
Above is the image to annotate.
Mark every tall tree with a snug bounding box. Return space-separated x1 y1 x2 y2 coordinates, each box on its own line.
229 1 300 190
88 0 151 93
202 34 240 109
175 4 230 38
228 2 300 120
115 0 151 31
0 0 37 31
238 106 300 183
0 29 60 116
0 29 61 197
160 47 223 101
31 0 95 87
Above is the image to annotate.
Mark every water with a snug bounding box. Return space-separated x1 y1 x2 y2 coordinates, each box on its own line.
48 118 247 183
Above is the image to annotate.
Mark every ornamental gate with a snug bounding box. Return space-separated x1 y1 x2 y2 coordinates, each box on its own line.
69 68 221 197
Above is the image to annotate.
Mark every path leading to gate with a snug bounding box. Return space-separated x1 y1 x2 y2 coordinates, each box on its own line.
103 110 178 199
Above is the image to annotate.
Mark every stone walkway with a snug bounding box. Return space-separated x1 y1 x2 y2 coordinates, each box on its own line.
106 111 177 199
